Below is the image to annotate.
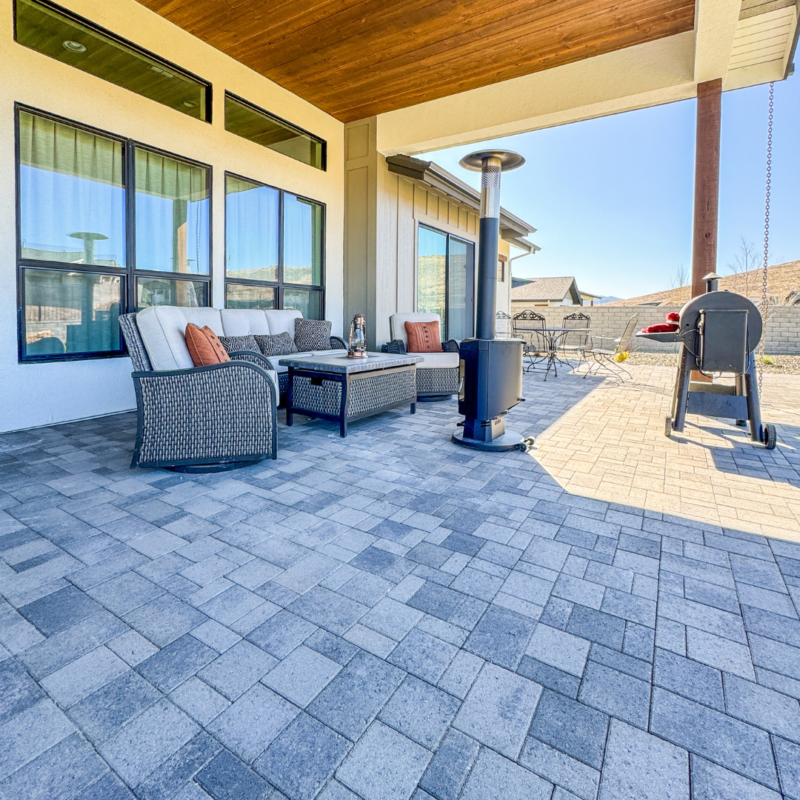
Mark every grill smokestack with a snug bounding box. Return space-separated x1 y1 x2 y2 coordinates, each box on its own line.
452 150 532 453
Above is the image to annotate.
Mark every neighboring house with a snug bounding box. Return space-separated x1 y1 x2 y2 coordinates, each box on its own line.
510 276 584 313
605 261 800 307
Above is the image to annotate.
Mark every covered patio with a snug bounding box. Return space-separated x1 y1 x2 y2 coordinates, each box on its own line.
2 366 799 800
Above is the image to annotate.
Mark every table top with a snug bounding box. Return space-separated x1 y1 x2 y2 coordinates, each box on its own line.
279 351 422 374
635 330 680 343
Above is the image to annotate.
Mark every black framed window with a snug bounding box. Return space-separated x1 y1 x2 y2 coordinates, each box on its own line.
16 107 211 362
417 225 475 341
225 93 325 171
225 173 324 319
15 0 211 122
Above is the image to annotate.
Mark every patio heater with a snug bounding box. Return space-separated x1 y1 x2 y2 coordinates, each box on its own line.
452 150 531 452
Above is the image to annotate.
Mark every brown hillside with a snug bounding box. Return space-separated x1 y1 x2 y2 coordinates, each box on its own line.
607 260 800 306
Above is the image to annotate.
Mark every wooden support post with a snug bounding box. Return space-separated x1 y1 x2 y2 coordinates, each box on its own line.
691 79 722 382
691 79 722 298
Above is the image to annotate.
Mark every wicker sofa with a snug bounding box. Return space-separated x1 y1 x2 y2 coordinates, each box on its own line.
119 307 345 471
384 313 460 401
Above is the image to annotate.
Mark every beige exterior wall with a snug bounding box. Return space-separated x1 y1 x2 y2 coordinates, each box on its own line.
0 0 345 432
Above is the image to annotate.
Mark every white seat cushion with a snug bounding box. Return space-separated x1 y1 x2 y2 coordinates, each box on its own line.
416 352 459 369
220 309 271 337
136 307 224 371
389 312 443 350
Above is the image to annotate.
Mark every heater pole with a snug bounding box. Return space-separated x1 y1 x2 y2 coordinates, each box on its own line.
453 149 532 453
475 155 502 340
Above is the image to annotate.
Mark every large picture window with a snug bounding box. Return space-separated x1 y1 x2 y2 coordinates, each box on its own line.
225 173 324 318
417 225 475 341
16 107 211 362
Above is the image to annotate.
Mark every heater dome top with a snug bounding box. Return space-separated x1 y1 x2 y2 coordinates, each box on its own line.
459 150 525 172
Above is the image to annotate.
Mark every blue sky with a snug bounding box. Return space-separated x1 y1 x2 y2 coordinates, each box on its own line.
424 74 799 300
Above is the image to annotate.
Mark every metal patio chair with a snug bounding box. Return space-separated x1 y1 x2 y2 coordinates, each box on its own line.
583 313 639 381
560 311 591 368
512 310 548 372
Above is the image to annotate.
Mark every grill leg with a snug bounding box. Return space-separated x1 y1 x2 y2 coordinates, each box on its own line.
673 347 691 433
744 353 762 442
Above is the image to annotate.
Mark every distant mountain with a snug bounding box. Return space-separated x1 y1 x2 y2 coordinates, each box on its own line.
595 296 622 305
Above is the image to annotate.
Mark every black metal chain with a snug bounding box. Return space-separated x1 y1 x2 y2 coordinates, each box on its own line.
758 82 774 395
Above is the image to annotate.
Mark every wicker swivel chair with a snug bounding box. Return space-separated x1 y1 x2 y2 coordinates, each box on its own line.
513 310 548 372
120 313 278 471
583 314 639 381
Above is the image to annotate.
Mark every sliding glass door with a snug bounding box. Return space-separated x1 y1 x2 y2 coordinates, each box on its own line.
417 225 474 340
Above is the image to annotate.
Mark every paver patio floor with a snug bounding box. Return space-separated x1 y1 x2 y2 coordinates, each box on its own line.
1 364 800 800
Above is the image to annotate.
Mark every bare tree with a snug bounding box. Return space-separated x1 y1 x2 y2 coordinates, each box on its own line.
726 238 758 297
669 263 689 290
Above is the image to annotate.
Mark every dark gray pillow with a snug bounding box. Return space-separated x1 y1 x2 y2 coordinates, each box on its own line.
294 319 332 352
218 334 259 355
255 332 295 357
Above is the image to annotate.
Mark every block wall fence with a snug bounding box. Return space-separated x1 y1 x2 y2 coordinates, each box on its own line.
509 305 800 355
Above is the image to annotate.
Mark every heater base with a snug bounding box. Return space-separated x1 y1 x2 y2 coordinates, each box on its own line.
452 429 533 453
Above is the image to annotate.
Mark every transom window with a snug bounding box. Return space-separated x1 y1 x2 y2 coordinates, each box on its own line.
225 173 325 319
16 107 211 362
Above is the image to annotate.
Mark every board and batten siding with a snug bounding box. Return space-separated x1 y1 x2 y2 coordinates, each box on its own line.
344 116 511 348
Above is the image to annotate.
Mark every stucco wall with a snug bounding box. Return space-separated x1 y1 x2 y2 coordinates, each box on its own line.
0 0 344 432
510 305 800 354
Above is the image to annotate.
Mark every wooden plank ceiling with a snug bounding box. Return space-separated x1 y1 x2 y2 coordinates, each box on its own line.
137 0 696 122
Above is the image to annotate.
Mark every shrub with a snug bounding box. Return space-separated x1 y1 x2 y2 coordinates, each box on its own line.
614 352 629 363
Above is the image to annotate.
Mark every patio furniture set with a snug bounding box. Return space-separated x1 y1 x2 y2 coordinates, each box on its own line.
119 308 461 472
118 304 638 473
504 309 639 381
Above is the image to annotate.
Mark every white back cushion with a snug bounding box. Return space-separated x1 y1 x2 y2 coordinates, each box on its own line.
137 307 224 370
390 312 442 349
264 309 303 341
220 309 271 337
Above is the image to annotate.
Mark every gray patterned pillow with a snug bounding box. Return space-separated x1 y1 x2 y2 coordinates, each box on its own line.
218 335 259 355
255 332 295 357
294 319 332 352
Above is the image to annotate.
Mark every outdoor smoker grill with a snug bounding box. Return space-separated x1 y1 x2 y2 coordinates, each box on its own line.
644 289 777 449
452 150 533 453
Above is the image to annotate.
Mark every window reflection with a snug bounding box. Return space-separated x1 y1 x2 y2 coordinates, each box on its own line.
225 176 279 282
225 284 276 310
283 288 322 320
137 278 205 309
23 269 121 357
283 193 323 286
417 227 447 328
19 111 126 267
135 150 209 274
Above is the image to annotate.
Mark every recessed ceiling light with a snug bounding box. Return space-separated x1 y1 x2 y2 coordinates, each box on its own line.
150 65 174 79
182 101 197 108
62 40 86 53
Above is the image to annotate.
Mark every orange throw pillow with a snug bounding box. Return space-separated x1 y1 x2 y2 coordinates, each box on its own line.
185 323 231 367
405 321 443 353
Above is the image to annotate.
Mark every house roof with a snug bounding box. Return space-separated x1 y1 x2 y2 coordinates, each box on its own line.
511 277 582 304
605 260 800 307
385 155 540 253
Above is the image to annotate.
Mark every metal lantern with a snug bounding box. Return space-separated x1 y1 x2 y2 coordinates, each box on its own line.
348 314 368 358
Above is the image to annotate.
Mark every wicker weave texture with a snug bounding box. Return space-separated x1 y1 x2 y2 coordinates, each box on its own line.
120 314 152 372
417 368 459 395
292 369 416 418
136 365 275 464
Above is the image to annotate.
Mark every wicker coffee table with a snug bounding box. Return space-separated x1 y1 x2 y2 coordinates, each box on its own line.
280 352 422 437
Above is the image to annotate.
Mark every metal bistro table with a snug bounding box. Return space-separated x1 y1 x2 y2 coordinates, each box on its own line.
280 352 422 437
524 327 591 380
